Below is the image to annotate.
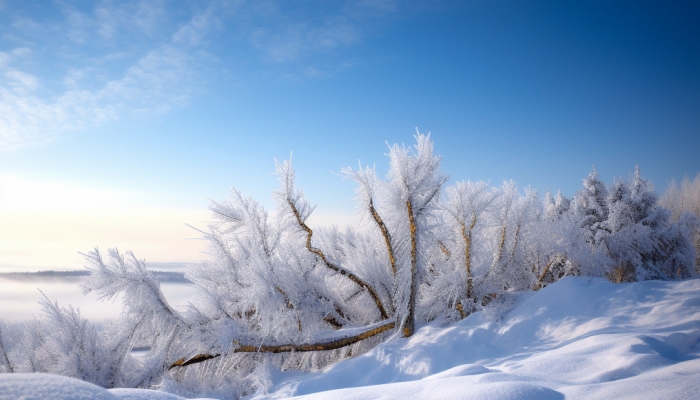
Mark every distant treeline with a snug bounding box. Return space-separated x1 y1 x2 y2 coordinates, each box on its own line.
0 270 192 284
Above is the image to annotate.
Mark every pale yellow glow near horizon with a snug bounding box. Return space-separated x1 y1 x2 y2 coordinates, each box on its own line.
0 174 362 272
0 174 210 271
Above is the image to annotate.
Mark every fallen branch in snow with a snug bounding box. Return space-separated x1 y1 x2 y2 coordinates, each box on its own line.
168 320 396 369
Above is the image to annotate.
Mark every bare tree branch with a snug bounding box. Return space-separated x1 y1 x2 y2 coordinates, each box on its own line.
286 199 390 320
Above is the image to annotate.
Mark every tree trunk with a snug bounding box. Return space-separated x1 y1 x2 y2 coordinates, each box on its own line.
401 200 417 338
463 210 477 302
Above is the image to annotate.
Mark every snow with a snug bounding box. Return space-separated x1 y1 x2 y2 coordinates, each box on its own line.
259 277 700 399
2 277 700 399
0 373 118 400
0 373 198 400
109 388 191 400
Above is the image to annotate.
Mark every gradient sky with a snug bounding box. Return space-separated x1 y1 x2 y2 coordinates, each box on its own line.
1 0 698 271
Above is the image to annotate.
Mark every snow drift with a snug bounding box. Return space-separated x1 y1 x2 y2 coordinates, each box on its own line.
261 276 700 399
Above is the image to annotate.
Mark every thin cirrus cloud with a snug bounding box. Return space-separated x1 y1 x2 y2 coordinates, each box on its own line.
0 0 407 152
0 2 212 151
0 45 195 151
250 17 359 62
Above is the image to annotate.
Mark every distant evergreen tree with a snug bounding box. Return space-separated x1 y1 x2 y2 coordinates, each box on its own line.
570 166 696 282
571 168 610 247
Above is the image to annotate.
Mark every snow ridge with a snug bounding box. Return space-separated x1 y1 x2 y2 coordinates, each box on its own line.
261 277 700 399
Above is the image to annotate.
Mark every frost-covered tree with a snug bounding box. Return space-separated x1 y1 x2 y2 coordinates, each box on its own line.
144 133 447 396
660 173 700 270
0 292 138 388
530 190 576 289
661 173 700 220
544 190 571 222
571 168 610 247
0 322 15 373
420 180 560 320
371 134 448 336
80 248 189 389
434 180 498 318
568 167 697 281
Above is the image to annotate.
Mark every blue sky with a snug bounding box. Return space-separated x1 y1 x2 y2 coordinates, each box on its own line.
1 0 698 270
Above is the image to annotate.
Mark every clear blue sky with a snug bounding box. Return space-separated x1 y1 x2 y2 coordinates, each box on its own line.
1 0 698 269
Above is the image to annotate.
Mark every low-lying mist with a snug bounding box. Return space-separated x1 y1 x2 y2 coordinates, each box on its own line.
0 271 197 324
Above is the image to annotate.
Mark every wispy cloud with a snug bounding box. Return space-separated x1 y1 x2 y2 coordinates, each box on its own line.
0 1 217 151
0 0 436 151
250 17 359 62
0 47 198 150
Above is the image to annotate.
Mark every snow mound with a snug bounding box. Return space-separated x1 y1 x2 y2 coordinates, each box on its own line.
109 388 189 400
0 373 194 400
292 380 562 400
262 277 700 399
0 373 118 400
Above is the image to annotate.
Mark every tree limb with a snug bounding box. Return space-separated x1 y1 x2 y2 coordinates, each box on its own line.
287 199 389 320
168 320 396 369
369 198 397 277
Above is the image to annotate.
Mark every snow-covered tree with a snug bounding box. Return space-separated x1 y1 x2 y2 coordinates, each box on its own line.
544 190 571 222
432 180 498 318
568 167 697 281
660 173 700 270
0 322 15 373
571 168 610 248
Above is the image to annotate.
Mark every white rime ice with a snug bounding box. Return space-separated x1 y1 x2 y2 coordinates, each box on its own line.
0 134 697 399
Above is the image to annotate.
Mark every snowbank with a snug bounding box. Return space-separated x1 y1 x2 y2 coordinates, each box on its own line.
0 373 119 400
0 373 192 400
2 277 699 399
262 277 700 399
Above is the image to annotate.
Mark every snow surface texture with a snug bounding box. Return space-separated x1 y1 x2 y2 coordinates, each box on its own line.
262 277 700 399
0 374 198 399
2 277 699 399
0 373 117 400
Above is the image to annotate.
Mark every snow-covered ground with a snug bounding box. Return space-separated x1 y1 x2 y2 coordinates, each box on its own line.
2 277 699 399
